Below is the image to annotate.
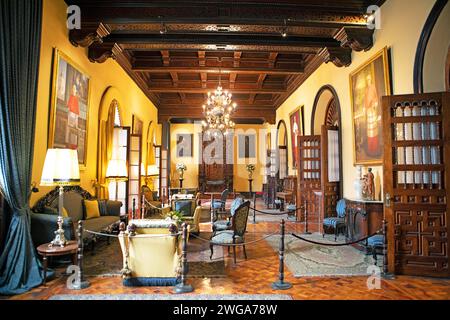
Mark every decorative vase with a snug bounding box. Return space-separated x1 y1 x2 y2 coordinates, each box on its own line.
248 171 253 180
178 169 184 180
353 166 363 200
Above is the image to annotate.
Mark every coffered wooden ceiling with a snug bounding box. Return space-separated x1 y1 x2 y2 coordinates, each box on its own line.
65 0 385 124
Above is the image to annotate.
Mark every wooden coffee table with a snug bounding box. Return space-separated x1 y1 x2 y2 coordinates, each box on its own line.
37 241 78 285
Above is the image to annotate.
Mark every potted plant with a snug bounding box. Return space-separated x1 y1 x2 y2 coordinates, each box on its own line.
176 163 187 180
246 164 255 179
164 210 184 226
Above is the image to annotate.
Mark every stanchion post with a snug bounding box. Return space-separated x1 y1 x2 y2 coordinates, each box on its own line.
272 219 292 290
72 221 90 290
382 219 395 280
174 223 194 294
132 198 136 220
302 200 311 235
252 192 257 224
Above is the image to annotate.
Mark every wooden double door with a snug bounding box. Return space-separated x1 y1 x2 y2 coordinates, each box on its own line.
383 92 450 277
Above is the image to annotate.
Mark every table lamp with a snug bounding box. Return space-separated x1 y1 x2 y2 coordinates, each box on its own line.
40 149 80 247
106 159 128 201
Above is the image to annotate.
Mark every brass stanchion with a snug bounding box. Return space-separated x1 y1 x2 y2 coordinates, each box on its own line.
174 223 194 294
72 221 90 290
272 219 292 290
252 192 257 224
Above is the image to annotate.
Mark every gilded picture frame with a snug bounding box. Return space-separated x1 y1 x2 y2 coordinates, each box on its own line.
48 48 91 169
350 47 391 166
289 106 305 169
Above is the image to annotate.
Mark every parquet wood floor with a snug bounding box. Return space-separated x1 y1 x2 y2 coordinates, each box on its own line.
6 220 450 300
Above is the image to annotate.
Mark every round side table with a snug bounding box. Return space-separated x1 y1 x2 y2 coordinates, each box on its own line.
37 241 78 285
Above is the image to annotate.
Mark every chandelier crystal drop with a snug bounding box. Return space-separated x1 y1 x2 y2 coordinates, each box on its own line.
202 60 237 134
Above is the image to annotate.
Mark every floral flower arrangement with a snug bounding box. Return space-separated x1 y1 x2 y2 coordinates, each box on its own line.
176 163 187 172
246 164 256 179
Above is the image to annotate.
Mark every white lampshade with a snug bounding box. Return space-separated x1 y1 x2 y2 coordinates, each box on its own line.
106 159 128 180
146 165 159 177
40 149 80 186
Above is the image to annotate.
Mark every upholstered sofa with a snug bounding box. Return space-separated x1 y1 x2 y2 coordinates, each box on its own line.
31 186 122 246
119 219 181 286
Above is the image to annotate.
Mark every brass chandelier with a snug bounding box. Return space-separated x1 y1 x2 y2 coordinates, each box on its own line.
201 59 237 134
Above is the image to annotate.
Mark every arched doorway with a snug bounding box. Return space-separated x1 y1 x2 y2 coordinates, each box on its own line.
311 85 343 196
277 120 288 179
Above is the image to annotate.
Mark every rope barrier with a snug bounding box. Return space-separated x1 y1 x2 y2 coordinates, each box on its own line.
290 229 383 247
248 205 303 216
190 232 279 247
84 229 182 238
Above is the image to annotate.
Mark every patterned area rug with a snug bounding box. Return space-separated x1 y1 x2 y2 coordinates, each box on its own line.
50 294 292 300
265 233 377 277
83 235 226 278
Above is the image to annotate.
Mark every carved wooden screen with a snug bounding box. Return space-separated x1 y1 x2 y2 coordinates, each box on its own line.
297 136 321 227
321 126 341 221
383 92 450 277
128 134 142 213
159 148 169 205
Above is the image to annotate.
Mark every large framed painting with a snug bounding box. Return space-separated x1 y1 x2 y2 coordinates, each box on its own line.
49 49 91 168
289 106 305 169
176 134 193 158
132 114 143 135
350 47 391 165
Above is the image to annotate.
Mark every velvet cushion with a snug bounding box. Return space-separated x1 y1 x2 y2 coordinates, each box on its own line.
84 200 100 220
211 230 244 244
174 200 193 216
43 206 68 218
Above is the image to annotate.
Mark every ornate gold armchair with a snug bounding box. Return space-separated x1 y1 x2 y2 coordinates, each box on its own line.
118 219 181 286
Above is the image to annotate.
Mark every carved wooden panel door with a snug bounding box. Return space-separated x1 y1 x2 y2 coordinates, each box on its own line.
297 135 321 228
383 92 450 277
321 125 341 221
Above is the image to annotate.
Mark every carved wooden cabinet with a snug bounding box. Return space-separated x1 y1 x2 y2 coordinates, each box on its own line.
345 199 383 251
198 132 233 193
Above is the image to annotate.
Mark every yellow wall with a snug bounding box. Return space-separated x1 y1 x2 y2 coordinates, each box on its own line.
274 0 449 200
31 0 158 205
170 124 267 192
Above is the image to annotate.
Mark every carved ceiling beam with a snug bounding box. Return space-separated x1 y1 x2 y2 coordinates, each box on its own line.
158 107 276 125
198 51 206 67
170 72 179 87
88 43 123 63
334 26 374 52
131 65 304 75
200 73 207 88
161 50 170 66
268 52 278 68
233 52 242 68
103 34 340 50
147 87 286 94
257 74 268 89
229 73 237 89
69 23 110 47
318 47 352 67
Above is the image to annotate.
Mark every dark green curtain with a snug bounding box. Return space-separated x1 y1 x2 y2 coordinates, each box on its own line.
0 0 44 294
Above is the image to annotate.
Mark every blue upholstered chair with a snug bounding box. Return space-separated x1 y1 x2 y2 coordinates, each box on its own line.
210 201 250 264
212 196 244 233
211 189 230 220
322 199 347 241
367 234 384 266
